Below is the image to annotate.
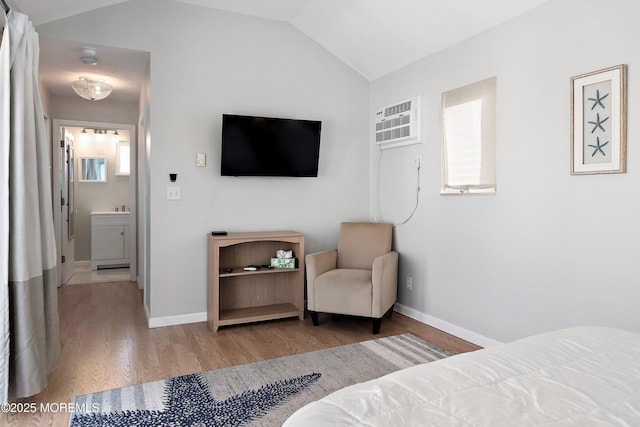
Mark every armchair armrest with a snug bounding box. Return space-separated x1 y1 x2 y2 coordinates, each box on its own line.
371 251 398 318
305 250 337 311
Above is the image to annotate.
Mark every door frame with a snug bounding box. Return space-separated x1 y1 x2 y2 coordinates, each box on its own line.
52 119 137 285
59 126 75 284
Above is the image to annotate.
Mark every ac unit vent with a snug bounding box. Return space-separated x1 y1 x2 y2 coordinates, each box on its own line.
374 96 422 149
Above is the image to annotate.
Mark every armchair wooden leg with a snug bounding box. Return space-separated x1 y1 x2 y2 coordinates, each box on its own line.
384 306 394 319
372 318 382 334
310 311 319 326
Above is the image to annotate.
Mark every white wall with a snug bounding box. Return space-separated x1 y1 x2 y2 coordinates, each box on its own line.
38 0 370 321
371 0 640 342
50 95 138 125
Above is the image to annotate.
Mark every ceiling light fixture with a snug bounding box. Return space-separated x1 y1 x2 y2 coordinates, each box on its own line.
71 76 113 101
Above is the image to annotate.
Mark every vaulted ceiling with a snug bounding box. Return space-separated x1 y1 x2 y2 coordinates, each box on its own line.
10 0 551 100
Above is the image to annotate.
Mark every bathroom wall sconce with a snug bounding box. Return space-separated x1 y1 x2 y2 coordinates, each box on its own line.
94 129 106 142
80 128 122 143
169 173 177 182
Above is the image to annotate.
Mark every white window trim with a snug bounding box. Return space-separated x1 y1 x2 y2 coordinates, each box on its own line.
115 141 130 176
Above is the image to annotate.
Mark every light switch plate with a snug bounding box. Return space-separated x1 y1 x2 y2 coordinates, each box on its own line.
167 186 181 200
196 153 206 167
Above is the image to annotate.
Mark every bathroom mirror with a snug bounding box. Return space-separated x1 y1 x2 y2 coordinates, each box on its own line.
79 157 107 182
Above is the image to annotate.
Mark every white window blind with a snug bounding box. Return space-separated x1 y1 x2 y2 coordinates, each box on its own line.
442 77 496 195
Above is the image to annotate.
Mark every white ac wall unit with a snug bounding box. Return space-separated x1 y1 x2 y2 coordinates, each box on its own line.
375 95 422 149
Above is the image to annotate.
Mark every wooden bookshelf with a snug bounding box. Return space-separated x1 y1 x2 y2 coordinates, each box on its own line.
207 231 305 331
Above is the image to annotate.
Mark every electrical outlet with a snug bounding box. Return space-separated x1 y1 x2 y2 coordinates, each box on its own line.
166 186 181 200
406 276 413 291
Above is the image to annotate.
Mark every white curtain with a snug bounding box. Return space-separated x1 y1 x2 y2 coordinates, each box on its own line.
0 10 60 404
1 9 11 405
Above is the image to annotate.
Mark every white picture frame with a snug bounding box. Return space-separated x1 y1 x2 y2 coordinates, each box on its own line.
571 64 626 175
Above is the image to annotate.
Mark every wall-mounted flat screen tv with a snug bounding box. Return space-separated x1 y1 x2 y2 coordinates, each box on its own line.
221 114 322 177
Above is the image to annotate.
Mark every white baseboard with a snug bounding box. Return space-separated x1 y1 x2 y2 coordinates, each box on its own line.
143 303 500 346
147 311 207 328
394 303 502 348
74 260 91 268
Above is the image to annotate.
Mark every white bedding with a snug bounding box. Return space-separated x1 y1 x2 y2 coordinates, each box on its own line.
284 326 640 426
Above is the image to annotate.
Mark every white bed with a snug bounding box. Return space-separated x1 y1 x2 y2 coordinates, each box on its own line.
284 326 640 426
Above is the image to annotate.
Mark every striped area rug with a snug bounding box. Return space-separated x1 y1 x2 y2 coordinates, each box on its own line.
70 334 451 427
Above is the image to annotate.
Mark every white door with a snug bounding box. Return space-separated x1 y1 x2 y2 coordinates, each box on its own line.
60 127 75 284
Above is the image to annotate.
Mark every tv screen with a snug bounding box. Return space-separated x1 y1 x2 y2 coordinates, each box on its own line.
221 114 321 177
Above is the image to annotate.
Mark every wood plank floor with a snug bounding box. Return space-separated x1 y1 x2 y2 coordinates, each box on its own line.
1 281 480 426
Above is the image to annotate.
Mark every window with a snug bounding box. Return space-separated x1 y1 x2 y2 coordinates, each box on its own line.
442 77 496 195
115 142 130 176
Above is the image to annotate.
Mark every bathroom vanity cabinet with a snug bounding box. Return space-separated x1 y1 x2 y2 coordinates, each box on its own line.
91 212 130 270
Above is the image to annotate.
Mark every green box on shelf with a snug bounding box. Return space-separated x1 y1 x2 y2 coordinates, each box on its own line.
270 258 296 269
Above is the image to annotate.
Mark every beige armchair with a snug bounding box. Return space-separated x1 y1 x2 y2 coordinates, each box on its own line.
306 222 398 334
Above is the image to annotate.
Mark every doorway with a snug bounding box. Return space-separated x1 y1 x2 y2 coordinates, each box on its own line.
52 119 137 286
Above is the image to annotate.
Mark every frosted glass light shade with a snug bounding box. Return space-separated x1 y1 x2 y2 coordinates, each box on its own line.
71 77 113 101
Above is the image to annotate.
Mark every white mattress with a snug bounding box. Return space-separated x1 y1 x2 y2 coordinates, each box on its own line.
284 326 640 426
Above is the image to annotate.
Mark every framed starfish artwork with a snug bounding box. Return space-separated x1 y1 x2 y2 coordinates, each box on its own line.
571 64 626 174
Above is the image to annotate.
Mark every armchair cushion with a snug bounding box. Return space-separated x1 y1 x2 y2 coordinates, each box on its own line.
314 269 372 318
337 222 392 269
